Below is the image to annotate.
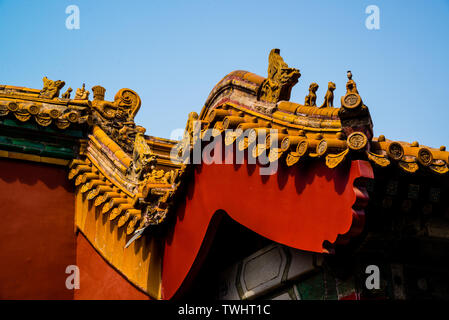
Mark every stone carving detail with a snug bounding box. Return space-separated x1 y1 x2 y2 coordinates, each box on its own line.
296 140 309 156
341 71 362 109
258 49 301 103
176 111 202 162
316 139 328 155
366 151 391 167
286 152 301 167
326 149 349 169
61 87 72 99
429 164 449 174
344 70 359 97
387 142 404 161
74 83 90 100
304 83 319 106
319 82 336 108
90 85 142 153
347 132 368 150
145 169 173 184
39 76 65 99
398 161 419 173
142 207 165 226
127 128 157 182
185 111 199 142
417 148 433 166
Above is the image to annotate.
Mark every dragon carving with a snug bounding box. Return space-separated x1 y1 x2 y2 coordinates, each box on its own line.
258 49 301 103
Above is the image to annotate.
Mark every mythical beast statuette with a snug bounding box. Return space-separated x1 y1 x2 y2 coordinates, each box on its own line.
258 49 301 103
319 82 336 108
89 85 142 153
127 127 157 182
61 87 72 99
304 82 319 106
341 70 362 109
74 83 90 100
39 76 65 99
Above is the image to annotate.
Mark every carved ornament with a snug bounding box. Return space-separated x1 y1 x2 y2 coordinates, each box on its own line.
39 76 65 99
341 71 362 109
258 49 301 103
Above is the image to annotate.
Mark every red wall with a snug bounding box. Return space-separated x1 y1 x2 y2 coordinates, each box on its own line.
0 158 76 299
162 140 373 299
74 232 150 300
0 158 151 300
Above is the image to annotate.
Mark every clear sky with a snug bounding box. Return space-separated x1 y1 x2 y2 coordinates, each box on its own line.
1 0 448 148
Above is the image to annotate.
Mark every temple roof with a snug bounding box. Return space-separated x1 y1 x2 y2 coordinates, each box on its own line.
1 49 448 298
1 49 449 233
0 83 90 129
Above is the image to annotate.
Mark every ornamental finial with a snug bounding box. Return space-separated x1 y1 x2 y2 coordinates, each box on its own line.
92 85 106 101
347 70 352 80
39 76 65 99
258 49 301 103
74 83 90 100
340 70 363 109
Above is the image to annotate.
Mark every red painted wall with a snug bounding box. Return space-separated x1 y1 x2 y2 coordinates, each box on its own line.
74 232 150 300
0 158 75 299
0 158 150 300
0 151 372 300
162 141 373 299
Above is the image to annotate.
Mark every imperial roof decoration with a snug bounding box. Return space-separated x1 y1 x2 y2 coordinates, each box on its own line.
1 49 448 238
1 48 448 298
0 84 90 129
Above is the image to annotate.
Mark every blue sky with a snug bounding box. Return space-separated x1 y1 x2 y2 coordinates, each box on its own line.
1 0 448 148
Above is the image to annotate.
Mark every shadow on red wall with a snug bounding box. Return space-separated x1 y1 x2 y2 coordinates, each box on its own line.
0 158 151 300
0 158 75 299
74 232 150 300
